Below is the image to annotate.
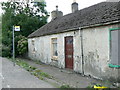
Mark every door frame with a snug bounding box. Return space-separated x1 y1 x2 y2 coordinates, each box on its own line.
64 36 74 69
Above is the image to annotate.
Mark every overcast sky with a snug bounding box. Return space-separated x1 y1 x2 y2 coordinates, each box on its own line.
45 0 106 21
0 0 107 20
46 0 106 15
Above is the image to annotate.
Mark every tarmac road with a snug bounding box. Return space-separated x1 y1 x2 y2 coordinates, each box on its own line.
0 57 55 88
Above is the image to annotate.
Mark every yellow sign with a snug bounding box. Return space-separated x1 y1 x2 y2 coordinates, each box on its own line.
94 85 107 90
15 26 20 31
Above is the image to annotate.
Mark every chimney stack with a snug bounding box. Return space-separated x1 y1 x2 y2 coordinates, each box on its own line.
72 1 78 13
51 6 63 20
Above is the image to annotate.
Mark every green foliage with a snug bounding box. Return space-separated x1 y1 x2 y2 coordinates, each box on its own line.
0 44 2 56
13 58 52 80
0 15 2 56
86 85 95 90
2 1 49 37
1 1 49 57
31 69 52 79
40 72 51 79
1 44 11 57
16 35 28 55
60 85 71 89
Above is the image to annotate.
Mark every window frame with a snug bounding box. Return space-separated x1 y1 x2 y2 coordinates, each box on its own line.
109 27 120 68
51 38 58 60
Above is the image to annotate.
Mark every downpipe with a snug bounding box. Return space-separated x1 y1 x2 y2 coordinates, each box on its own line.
79 27 84 75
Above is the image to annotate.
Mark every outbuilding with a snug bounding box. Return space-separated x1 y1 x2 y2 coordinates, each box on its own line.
28 1 120 82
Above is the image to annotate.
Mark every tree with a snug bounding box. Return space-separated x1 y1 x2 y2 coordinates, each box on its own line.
2 1 49 37
0 15 2 56
1 1 49 57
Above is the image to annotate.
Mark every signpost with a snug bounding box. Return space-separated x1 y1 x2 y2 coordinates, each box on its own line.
14 26 20 31
13 26 20 66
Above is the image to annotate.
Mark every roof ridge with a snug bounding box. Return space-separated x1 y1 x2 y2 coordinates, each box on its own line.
28 2 120 38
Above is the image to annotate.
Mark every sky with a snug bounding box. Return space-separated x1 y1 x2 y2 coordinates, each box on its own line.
45 0 106 21
46 0 106 15
0 0 106 21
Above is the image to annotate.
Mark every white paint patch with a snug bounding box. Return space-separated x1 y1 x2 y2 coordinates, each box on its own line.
7 84 11 90
7 84 10 88
0 73 4 79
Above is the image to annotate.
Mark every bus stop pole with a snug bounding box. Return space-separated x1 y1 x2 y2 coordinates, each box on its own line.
13 26 15 66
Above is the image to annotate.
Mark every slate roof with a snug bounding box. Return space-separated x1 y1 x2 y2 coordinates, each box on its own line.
28 1 120 38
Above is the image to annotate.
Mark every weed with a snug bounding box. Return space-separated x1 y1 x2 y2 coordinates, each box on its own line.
103 80 112 87
34 60 42 65
31 69 52 79
8 58 54 83
31 71 38 76
38 75 44 80
86 85 95 90
40 72 51 78
60 84 71 88
35 60 41 64
34 69 42 73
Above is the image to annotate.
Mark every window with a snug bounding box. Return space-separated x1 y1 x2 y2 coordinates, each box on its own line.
67 38 73 44
32 40 34 45
109 28 120 68
51 38 58 57
31 40 35 53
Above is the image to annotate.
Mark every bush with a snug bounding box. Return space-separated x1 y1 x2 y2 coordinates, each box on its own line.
60 85 71 88
0 44 2 56
1 35 28 57
17 35 28 55
2 44 11 57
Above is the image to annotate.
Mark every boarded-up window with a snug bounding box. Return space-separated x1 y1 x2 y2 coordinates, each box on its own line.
32 40 34 45
52 38 58 56
31 40 35 53
110 29 120 66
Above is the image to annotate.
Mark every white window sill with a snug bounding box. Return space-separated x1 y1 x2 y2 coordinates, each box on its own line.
51 56 58 60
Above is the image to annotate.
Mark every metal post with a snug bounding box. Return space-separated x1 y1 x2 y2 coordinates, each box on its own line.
13 26 15 66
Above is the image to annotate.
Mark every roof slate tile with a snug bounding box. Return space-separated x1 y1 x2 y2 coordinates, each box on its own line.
28 2 120 38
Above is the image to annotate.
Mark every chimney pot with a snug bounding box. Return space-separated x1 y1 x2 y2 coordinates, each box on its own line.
51 6 63 20
72 2 78 13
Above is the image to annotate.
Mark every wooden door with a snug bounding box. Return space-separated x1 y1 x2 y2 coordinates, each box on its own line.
65 36 74 69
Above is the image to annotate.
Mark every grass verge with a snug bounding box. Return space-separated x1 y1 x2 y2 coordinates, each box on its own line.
9 58 53 80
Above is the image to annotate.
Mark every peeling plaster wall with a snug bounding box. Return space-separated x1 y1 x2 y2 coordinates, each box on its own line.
82 24 120 82
73 31 83 73
28 36 51 63
83 26 109 79
28 23 120 82
28 31 83 73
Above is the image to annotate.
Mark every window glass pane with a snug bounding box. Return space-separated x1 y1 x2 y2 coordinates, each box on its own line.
53 43 58 56
111 30 120 65
67 38 73 44
52 38 58 56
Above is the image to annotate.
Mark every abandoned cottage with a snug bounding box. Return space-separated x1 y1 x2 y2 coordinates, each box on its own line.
28 1 120 82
